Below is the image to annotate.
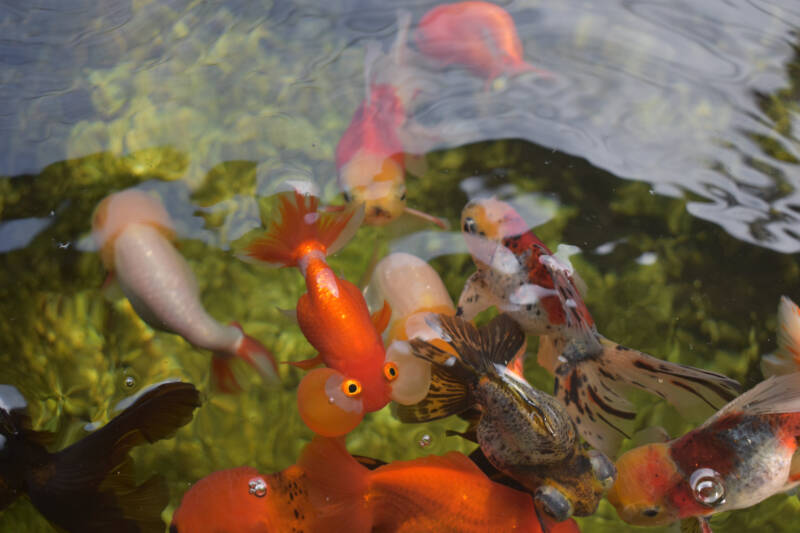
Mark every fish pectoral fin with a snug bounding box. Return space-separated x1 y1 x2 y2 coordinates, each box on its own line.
286 354 324 371
456 270 494 320
394 366 470 423
370 300 392 334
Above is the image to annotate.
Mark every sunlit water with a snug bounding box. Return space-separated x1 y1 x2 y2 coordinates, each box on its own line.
1 0 799 531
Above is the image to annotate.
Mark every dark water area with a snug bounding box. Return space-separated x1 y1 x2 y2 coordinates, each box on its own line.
1 0 799 531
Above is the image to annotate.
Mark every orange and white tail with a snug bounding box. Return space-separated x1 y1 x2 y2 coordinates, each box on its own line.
211 323 279 393
550 336 741 457
246 190 363 268
762 295 800 378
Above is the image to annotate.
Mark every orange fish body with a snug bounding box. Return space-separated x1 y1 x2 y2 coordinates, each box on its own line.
172 437 581 533
247 191 395 436
415 1 547 81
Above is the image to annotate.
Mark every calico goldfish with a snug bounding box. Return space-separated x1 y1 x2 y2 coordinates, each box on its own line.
415 1 550 81
336 11 446 228
457 197 741 455
609 373 800 532
397 313 616 521
247 190 397 436
92 189 278 393
761 295 800 377
171 436 582 533
1 380 200 533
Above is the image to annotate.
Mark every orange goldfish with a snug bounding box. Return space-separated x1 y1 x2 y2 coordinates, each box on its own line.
415 1 550 81
171 436 582 533
457 197 741 456
247 190 396 436
336 12 445 228
91 189 278 393
608 373 800 532
1 380 200 533
761 296 800 377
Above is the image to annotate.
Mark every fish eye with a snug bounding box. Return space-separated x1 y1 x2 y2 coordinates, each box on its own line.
690 468 725 506
641 508 660 518
342 191 352 203
462 217 477 234
383 362 399 381
341 379 362 397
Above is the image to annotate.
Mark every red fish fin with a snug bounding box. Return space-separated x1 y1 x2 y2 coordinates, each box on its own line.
298 437 372 529
370 301 392 334
228 323 279 384
403 205 449 229
287 354 324 371
762 296 800 377
211 354 243 393
246 191 363 266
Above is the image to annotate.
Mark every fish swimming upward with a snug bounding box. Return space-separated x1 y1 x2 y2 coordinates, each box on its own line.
457 197 741 456
0 380 200 533
414 1 551 82
761 295 800 378
397 313 616 521
247 190 398 436
92 189 278 393
171 435 582 533
336 11 446 228
608 372 800 532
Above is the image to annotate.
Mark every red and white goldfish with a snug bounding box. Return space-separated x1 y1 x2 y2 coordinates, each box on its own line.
608 373 800 532
171 436 582 533
336 12 445 228
761 296 800 378
1 380 200 533
457 197 741 455
92 189 278 393
247 190 397 436
415 1 550 82
368 252 456 405
398 313 616 521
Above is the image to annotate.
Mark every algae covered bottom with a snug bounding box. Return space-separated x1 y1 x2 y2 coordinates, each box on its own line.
2 0 800 531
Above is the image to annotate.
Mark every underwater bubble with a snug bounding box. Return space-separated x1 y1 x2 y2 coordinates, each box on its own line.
416 433 433 449
248 477 267 497
690 468 725 506
124 376 136 388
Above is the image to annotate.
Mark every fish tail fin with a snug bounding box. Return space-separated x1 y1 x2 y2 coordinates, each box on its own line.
246 190 363 267
45 382 200 531
762 295 800 378
554 338 741 456
298 437 372 530
396 313 525 423
229 322 279 385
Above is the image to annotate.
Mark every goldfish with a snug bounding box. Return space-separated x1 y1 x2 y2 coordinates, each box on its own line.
761 296 800 377
414 1 550 82
397 313 616 521
171 435 582 533
247 190 397 436
608 373 800 532
457 197 741 455
336 11 446 228
91 189 278 393
0 380 200 533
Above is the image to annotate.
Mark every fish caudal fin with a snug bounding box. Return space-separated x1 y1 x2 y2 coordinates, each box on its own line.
298 437 373 530
40 382 200 532
246 190 363 267
762 295 800 378
554 338 741 456
211 324 278 393
232 323 279 384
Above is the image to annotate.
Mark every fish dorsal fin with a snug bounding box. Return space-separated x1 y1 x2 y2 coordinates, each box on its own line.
395 366 470 423
539 254 596 345
704 373 800 426
762 296 800 378
424 313 525 371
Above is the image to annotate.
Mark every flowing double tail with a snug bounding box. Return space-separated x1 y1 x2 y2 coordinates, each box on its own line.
543 336 741 457
44 381 201 532
246 189 363 268
211 322 279 393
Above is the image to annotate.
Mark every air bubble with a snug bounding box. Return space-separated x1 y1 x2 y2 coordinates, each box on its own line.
248 477 267 497
124 376 136 388
417 433 433 448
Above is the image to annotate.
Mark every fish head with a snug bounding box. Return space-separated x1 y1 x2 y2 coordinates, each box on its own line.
91 189 175 269
339 150 406 226
297 368 365 437
461 197 528 269
608 442 682 526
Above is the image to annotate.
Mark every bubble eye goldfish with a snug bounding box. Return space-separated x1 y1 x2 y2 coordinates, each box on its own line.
415 1 551 81
91 189 278 393
458 197 741 456
1 381 200 533
397 313 616 521
171 436 583 533
247 190 396 436
609 373 800 531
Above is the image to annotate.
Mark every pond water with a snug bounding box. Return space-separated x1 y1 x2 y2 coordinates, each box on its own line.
1 0 799 531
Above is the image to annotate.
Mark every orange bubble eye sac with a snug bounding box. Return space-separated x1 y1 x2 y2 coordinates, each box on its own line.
341 379 362 397
383 362 399 381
